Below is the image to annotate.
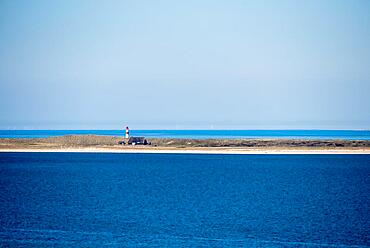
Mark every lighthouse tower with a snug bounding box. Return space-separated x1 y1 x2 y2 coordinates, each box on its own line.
125 126 129 139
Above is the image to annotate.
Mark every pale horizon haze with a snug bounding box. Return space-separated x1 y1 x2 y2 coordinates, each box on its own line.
1 0 370 130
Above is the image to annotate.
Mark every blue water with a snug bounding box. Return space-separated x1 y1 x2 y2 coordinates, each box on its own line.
1 129 370 140
0 153 369 247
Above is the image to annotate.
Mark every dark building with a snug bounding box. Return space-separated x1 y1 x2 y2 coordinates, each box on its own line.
128 137 150 145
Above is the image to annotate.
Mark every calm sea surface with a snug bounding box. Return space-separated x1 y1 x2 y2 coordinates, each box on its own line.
0 153 369 247
1 129 370 140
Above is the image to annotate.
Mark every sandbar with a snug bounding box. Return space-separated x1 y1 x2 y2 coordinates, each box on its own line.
1 135 369 154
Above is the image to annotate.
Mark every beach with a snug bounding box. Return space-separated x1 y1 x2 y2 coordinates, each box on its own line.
1 148 370 154
1 135 369 154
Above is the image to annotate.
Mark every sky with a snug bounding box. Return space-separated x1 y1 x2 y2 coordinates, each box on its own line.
0 0 369 130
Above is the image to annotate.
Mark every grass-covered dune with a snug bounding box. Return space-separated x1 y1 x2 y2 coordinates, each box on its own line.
0 135 369 150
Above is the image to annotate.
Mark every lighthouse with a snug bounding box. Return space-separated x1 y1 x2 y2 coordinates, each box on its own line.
125 126 129 139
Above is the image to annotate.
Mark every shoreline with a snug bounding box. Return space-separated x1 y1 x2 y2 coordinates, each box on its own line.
1 135 370 154
1 148 370 154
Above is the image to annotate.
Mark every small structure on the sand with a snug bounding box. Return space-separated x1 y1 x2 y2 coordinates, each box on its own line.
118 126 150 145
128 137 150 145
125 126 129 139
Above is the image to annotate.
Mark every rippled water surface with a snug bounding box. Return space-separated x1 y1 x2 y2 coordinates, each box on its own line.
0 153 369 247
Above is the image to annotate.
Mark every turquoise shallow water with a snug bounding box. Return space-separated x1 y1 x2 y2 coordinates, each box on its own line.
1 129 370 140
0 153 369 247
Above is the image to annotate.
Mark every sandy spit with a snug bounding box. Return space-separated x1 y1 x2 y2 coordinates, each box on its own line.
1 148 370 154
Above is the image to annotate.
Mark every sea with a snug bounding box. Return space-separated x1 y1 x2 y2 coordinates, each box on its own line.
1 129 370 140
0 152 369 247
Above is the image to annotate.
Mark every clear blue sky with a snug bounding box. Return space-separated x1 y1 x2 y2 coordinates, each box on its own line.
0 0 369 129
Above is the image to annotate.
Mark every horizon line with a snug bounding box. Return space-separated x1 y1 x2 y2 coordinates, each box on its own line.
1 128 369 131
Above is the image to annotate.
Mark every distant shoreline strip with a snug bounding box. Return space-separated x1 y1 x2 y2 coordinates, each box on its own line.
1 148 370 155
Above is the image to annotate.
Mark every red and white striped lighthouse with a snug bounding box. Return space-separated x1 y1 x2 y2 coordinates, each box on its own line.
125 126 129 139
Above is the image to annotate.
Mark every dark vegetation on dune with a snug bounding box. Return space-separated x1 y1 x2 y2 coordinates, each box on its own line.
150 138 370 148
0 135 369 149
